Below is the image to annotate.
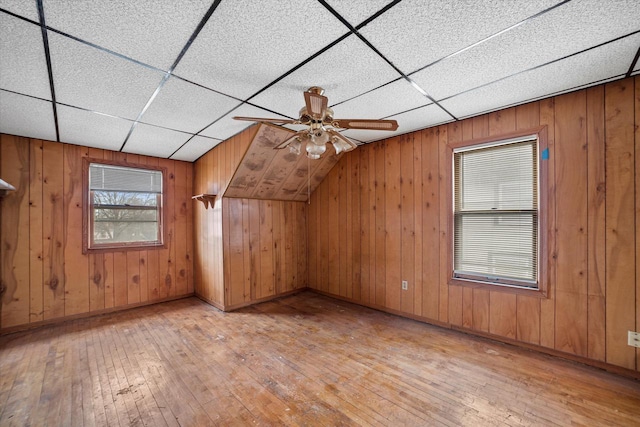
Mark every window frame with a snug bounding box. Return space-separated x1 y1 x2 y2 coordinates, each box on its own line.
447 126 549 298
82 158 167 254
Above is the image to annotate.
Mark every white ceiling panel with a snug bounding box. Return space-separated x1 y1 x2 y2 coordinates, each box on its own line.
0 0 39 21
173 0 349 99
48 31 166 120
43 0 213 70
0 14 51 100
250 35 401 118
342 103 452 142
331 78 430 120
441 33 640 119
412 0 640 100
57 105 131 151
0 91 56 141
170 135 222 162
199 103 289 141
323 0 397 27
141 76 240 134
125 123 191 158
360 0 564 74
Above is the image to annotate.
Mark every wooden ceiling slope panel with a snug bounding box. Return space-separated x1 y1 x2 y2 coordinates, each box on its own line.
224 124 342 202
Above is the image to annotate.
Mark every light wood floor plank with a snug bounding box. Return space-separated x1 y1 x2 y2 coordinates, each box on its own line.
1 292 639 426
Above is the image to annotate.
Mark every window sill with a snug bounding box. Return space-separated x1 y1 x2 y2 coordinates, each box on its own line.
83 242 166 254
449 277 548 298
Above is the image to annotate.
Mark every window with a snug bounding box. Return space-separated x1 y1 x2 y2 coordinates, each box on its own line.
450 130 547 292
83 160 164 252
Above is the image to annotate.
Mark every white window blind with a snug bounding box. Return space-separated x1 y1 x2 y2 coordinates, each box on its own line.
453 137 538 288
89 164 162 193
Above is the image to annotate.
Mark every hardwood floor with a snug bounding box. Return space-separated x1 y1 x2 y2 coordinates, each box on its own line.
1 292 639 426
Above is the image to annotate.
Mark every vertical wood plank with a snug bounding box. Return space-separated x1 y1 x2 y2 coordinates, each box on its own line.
126 251 140 304
445 123 462 327
635 76 640 370
228 198 245 306
400 135 415 314
421 128 440 320
259 201 274 299
328 165 340 296
242 198 251 302
605 79 636 369
174 161 189 296
185 163 194 294
412 133 423 317
248 199 261 300
272 201 283 294
158 159 175 299
351 151 361 301
29 139 44 322
359 147 371 304
461 120 474 329
438 125 449 323
375 142 387 307
385 137 402 311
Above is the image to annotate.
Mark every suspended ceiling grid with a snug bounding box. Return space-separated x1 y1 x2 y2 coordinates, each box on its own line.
1 0 639 162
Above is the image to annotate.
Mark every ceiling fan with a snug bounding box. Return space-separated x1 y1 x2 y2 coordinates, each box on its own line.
233 87 399 159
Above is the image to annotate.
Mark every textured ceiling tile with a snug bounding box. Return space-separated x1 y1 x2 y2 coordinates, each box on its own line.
412 0 640 100
331 78 429 120
323 0 397 27
173 0 349 99
141 76 241 133
0 91 56 141
48 31 166 120
199 103 288 141
441 33 640 119
0 0 39 21
250 35 401 118
170 135 222 162
0 14 52 99
57 105 131 151
42 0 213 70
360 0 563 74
342 103 452 142
124 123 192 158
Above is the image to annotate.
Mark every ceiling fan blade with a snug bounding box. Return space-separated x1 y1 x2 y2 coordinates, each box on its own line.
304 91 328 119
233 116 298 125
331 119 399 131
274 131 305 149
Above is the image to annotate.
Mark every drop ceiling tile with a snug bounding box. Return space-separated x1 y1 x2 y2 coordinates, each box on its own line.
57 105 131 151
323 0 397 27
0 13 52 99
199 103 289 141
0 0 39 21
42 0 213 70
412 0 640 100
250 35 401 118
170 135 222 162
0 91 56 141
342 103 452 142
440 33 640 119
140 77 241 133
48 31 166 120
331 79 429 120
124 123 192 158
359 0 564 74
173 0 349 99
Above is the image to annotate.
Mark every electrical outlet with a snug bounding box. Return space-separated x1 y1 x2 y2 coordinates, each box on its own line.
401 280 408 290
628 331 640 348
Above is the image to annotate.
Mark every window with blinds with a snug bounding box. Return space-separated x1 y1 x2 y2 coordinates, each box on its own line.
87 162 163 250
453 136 539 289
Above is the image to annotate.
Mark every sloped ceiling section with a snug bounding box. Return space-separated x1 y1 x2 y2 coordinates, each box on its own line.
224 124 341 201
1 0 639 161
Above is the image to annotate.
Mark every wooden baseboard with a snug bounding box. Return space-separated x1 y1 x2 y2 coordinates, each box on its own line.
307 288 640 381
0 293 195 336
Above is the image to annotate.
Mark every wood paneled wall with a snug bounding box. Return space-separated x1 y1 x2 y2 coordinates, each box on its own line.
308 76 640 372
0 135 194 331
193 126 308 310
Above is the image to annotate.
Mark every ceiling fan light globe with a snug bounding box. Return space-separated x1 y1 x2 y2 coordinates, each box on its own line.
306 142 326 157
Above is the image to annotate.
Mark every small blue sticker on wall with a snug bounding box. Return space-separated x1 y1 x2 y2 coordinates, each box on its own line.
541 148 549 160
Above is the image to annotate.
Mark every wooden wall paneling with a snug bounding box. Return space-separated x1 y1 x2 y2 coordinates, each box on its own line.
186 162 194 294
227 199 245 306
87 148 105 312
327 164 340 296
421 128 440 320
0 135 30 328
554 90 588 356
222 198 231 306
214 199 225 305
586 85 606 361
635 76 640 369
359 148 371 304
132 154 149 303
259 201 274 298
29 139 44 322
350 152 361 301
174 160 189 296
374 142 387 307
400 134 415 314
298 202 308 288
445 123 463 327
460 121 474 329
292 202 301 290
411 132 423 316
42 141 65 319
318 180 329 293
539 97 557 349
124 154 141 306
63 144 89 316
158 159 176 299
113 251 128 307
248 199 261 300
145 156 160 301
241 198 251 302
487 109 518 339
339 157 349 298
515 102 542 345
308 187 317 289
605 79 636 370
272 201 283 294
437 126 450 323
385 137 401 311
